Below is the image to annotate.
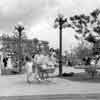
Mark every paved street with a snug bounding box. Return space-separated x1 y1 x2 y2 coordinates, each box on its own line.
1 94 100 100
1 74 100 96
0 67 100 99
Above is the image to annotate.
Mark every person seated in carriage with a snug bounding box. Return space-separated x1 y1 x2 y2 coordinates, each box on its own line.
34 49 56 80
34 49 49 80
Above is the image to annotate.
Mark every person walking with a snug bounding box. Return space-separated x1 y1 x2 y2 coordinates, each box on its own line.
25 56 33 83
0 55 4 75
34 52 42 81
3 57 8 68
6 57 13 69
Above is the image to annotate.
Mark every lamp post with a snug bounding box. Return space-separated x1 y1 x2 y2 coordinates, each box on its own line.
54 14 67 76
15 22 24 72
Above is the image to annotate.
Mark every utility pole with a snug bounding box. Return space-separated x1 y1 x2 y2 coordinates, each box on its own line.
15 23 24 72
54 14 67 76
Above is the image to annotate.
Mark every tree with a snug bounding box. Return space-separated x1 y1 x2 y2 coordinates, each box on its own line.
15 23 25 72
0 34 19 57
0 33 50 58
69 8 100 63
0 33 42 70
68 8 100 78
54 14 68 76
73 41 93 65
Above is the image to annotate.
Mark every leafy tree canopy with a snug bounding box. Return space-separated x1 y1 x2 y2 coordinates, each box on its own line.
68 9 100 58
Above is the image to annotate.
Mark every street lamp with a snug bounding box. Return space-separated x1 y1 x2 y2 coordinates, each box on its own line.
15 22 24 72
54 14 68 76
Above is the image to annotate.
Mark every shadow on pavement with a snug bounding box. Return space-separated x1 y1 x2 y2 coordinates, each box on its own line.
61 72 100 83
14 76 58 86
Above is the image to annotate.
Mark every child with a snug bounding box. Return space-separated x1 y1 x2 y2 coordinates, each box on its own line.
25 56 33 83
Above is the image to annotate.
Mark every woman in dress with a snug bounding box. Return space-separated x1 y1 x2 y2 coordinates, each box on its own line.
33 53 42 81
25 56 33 83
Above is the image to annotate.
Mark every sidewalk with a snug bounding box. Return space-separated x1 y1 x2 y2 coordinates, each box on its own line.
0 74 100 96
0 67 100 96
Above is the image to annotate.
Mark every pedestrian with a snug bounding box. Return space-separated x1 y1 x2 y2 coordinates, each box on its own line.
25 56 33 83
3 57 8 68
34 52 42 81
0 55 3 75
6 57 13 69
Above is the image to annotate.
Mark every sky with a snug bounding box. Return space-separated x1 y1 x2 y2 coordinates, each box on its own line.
0 0 100 52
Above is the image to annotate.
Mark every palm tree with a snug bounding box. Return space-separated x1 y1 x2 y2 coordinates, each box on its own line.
15 22 24 72
54 14 69 76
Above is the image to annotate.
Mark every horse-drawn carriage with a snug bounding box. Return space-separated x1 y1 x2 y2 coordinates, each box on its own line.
37 62 56 80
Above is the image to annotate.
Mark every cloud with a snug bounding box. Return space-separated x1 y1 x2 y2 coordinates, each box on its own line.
0 0 100 51
0 0 99 31
0 0 48 31
29 0 100 51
